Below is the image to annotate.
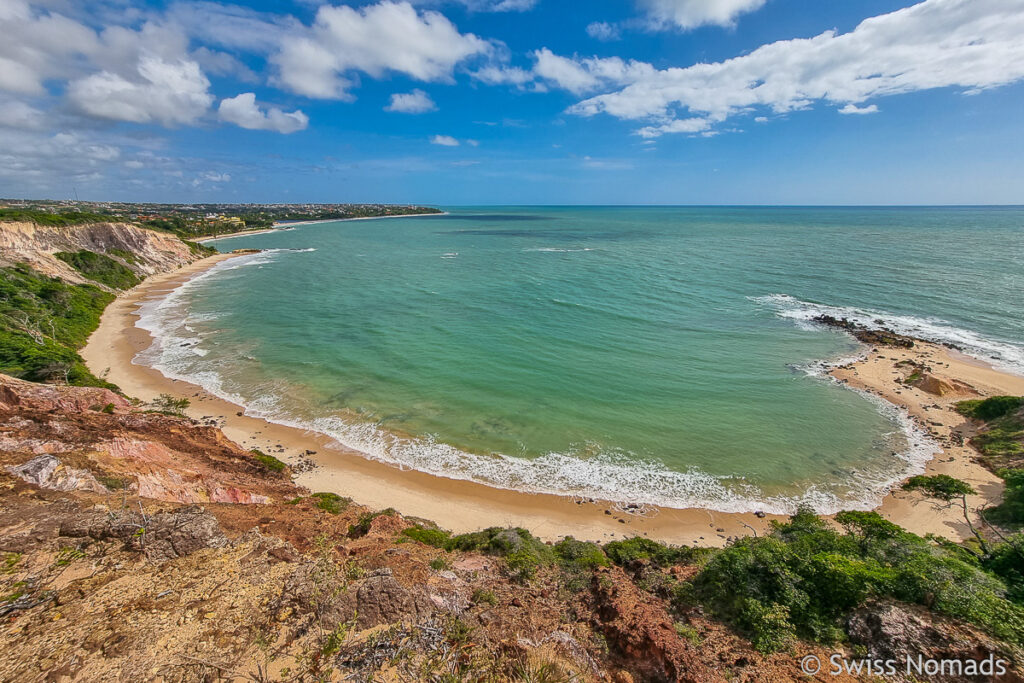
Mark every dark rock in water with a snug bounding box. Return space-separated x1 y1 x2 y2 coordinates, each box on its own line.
754 511 766 518
812 315 915 348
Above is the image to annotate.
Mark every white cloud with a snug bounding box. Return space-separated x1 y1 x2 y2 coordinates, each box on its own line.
431 134 460 146
638 0 767 30
68 55 214 126
0 102 46 130
586 21 621 41
385 89 437 113
165 1 300 53
218 92 308 133
0 0 100 94
839 103 880 115
471 64 534 87
199 171 230 182
273 1 491 99
635 117 712 138
532 48 653 95
414 0 537 11
565 0 1024 136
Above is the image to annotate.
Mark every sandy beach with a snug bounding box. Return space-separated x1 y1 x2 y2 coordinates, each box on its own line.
81 252 1024 546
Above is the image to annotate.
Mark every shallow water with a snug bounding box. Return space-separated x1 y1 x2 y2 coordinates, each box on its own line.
136 206 1024 513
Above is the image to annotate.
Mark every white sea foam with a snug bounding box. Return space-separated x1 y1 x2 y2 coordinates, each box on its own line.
751 293 1024 375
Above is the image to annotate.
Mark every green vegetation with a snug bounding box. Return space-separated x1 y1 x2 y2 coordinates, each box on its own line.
1 553 21 574
147 394 190 416
471 588 498 606
310 492 351 515
348 508 397 537
0 209 110 226
401 524 451 548
249 448 286 473
957 396 1024 421
987 469 1024 527
107 248 139 265
686 507 1024 653
903 474 975 501
55 250 140 290
605 536 705 568
447 527 555 582
553 537 609 570
429 556 451 571
0 264 115 387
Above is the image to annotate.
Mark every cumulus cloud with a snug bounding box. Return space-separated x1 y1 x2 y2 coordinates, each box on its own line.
839 103 880 115
68 55 214 125
272 1 491 99
0 0 99 94
218 92 308 133
586 22 621 41
385 89 437 113
532 48 653 94
637 0 768 30
565 0 1024 136
430 134 460 146
414 0 537 11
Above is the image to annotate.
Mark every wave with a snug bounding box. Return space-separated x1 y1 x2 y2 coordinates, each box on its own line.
751 293 1024 375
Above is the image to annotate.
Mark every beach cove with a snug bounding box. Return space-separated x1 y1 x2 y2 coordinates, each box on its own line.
81 238 1024 546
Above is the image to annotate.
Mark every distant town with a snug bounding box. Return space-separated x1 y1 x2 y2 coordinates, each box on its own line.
0 199 443 240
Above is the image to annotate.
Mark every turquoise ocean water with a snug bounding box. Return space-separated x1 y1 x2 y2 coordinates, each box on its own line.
137 207 1024 514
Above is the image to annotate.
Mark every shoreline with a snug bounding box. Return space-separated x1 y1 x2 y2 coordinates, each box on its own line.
194 212 447 243
81 253 1024 545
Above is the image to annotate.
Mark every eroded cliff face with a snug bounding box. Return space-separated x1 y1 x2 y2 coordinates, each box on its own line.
0 220 199 286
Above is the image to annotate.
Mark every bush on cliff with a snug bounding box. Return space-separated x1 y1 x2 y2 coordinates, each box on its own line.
688 507 1024 652
956 396 1024 422
55 250 141 290
0 264 115 388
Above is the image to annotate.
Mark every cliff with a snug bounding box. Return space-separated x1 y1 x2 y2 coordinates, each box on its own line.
0 220 201 287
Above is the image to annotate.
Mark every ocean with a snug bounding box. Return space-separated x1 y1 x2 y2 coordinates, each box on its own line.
135 206 1024 514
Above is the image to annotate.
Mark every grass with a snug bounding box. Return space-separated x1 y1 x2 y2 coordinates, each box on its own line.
55 250 141 290
310 492 351 515
401 524 452 548
471 588 497 606
986 469 1024 527
429 556 451 571
956 396 1024 422
0 264 116 387
250 448 287 473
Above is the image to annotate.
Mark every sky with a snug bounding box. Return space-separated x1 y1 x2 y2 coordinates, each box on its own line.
1 0 1023 205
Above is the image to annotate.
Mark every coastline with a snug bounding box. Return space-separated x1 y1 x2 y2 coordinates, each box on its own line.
81 253 1024 546
194 212 447 243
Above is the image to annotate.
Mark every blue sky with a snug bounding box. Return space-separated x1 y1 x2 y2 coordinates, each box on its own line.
1 0 1023 204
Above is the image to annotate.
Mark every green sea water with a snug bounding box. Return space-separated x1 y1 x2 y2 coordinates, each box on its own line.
137 207 1024 513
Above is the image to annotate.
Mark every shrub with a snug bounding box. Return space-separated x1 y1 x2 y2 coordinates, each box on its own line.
985 469 1024 527
471 588 498 606
690 507 1024 652
446 527 554 582
902 474 975 501
429 556 451 571
604 536 701 568
348 508 397 537
250 449 286 473
0 265 116 388
310 492 350 515
148 394 190 416
401 525 451 548
55 250 140 290
553 537 609 570
956 396 1024 421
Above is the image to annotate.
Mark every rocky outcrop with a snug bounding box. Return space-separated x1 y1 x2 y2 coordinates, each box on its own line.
847 602 1022 682
591 565 716 683
0 220 199 286
812 315 918 348
0 374 296 506
910 372 978 396
7 454 107 494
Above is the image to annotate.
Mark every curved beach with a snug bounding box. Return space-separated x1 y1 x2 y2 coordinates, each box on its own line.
80 252 1024 546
